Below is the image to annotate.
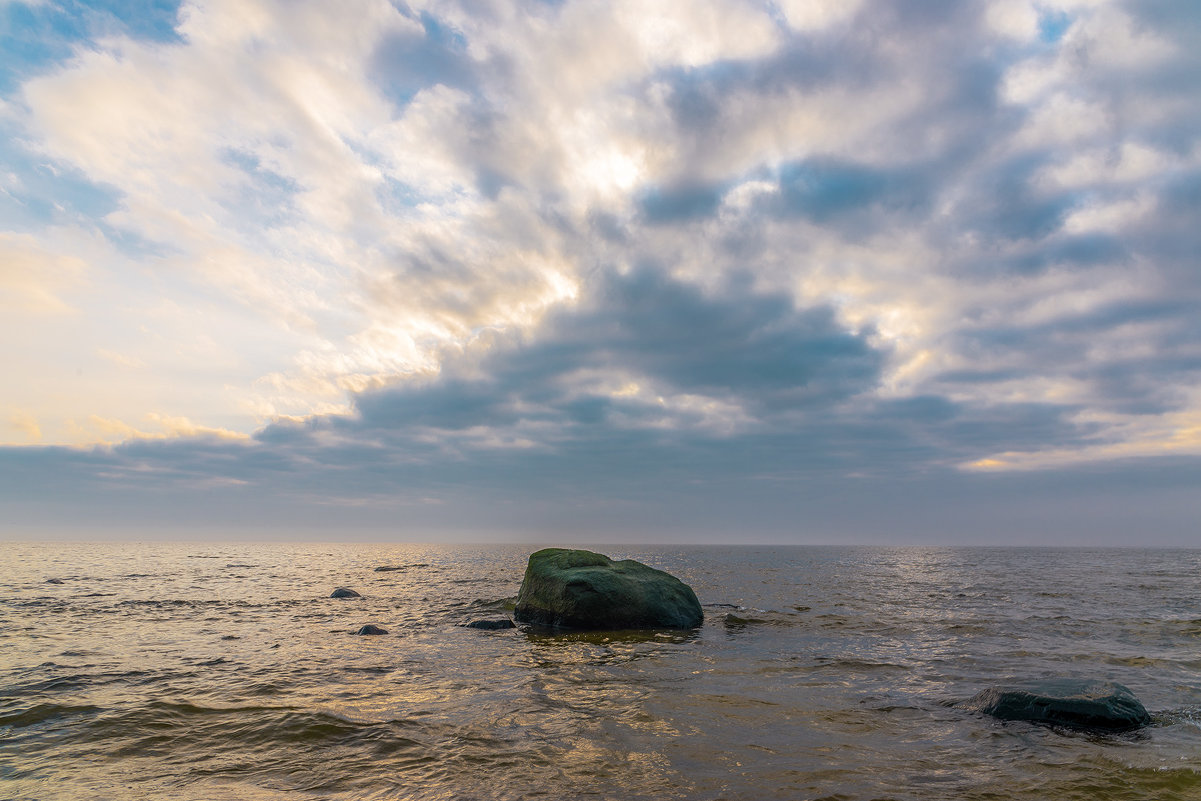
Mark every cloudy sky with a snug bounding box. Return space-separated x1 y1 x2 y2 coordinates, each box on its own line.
2 0 1199 544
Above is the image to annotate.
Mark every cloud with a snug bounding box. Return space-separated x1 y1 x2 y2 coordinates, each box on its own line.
0 231 87 313
350 267 885 444
1 0 1200 540
5 410 41 444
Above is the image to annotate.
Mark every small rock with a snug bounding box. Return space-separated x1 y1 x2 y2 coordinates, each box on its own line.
963 678 1150 731
355 624 388 635
45 578 65 584
463 618 516 630
330 587 361 598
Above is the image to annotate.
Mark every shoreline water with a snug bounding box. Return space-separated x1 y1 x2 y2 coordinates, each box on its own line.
2 542 1199 800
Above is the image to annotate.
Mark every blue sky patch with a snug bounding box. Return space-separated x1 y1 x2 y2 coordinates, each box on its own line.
1038 9 1072 43
1 0 182 94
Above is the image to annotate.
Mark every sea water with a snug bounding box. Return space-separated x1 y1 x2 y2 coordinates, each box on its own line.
1 543 1199 800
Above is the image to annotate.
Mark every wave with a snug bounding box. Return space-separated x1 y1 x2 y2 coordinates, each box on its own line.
0 702 102 728
1 668 194 699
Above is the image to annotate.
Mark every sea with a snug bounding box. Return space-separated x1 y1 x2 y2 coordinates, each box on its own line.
1 543 1199 801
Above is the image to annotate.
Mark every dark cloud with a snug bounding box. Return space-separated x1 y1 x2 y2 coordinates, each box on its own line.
763 158 937 230
370 9 479 106
960 154 1077 245
871 0 974 31
355 267 886 438
638 182 726 224
7 423 1201 545
1013 234 1128 273
935 289 1201 418
236 264 1099 504
775 160 891 220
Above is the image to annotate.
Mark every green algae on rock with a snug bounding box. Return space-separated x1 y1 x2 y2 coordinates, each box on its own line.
514 548 703 630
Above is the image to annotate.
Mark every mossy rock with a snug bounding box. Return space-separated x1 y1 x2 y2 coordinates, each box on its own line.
514 548 703 630
963 678 1150 731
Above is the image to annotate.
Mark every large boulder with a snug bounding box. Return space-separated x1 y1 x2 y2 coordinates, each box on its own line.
963 678 1150 731
514 548 703 630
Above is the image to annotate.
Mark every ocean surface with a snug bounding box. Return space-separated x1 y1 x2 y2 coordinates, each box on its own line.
1 543 1199 801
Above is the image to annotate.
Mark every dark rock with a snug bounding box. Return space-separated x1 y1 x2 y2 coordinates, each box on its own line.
45 578 65 584
513 548 703 630
330 587 361 598
374 563 430 572
463 618 516 630
963 678 1150 731
355 624 388 635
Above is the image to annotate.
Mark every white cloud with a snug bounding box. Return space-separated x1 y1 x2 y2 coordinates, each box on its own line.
616 0 780 67
1015 93 1111 148
1067 4 1177 70
1037 142 1189 189
70 412 250 445
776 0 864 32
1061 192 1155 234
97 348 147 369
4 410 42 445
984 0 1041 40
0 232 88 314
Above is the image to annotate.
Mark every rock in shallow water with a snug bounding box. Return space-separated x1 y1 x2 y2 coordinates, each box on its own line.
514 548 703 630
963 678 1150 731
330 587 361 598
463 618 516 630
355 624 388 635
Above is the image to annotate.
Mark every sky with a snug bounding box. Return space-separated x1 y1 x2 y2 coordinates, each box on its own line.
1 0 1199 544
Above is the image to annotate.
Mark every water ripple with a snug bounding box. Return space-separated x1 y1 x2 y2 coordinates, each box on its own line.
1 543 1198 800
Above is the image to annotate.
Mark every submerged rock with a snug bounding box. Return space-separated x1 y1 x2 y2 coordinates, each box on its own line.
45 578 65 584
463 618 516 630
513 548 703 630
355 624 388 635
330 587 361 599
964 678 1150 731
